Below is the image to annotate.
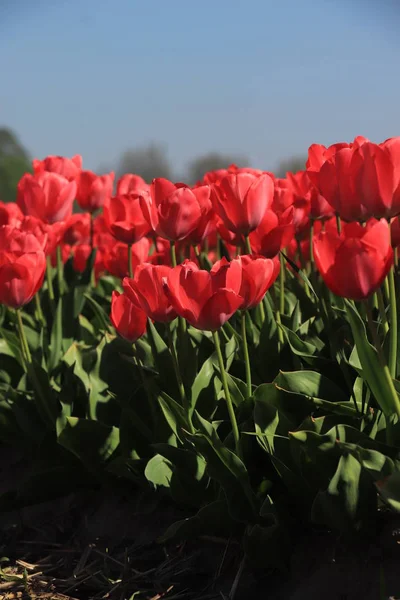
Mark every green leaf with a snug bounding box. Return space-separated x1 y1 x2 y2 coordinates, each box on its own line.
157 390 189 441
49 298 63 372
244 521 290 570
275 370 349 404
57 416 120 474
0 329 23 366
345 300 400 417
190 355 215 414
190 413 257 522
281 251 318 299
159 499 236 543
376 471 400 511
144 454 173 488
84 292 112 333
311 453 376 532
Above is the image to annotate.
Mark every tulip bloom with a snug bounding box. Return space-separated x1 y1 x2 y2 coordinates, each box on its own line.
0 225 46 253
76 170 115 213
0 227 46 308
315 140 400 221
17 172 77 224
103 194 151 244
0 202 24 227
164 258 243 331
306 136 368 183
313 219 393 300
249 207 294 257
33 154 82 181
233 254 280 310
390 217 400 248
62 213 91 246
180 185 215 246
123 264 177 323
110 291 147 343
103 238 150 279
19 216 65 255
211 172 274 235
140 179 209 241
117 174 149 196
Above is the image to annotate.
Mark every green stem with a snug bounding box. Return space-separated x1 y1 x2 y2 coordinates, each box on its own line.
167 325 193 433
34 294 45 327
16 309 56 427
224 320 242 343
170 241 187 336
309 220 315 263
241 312 252 398
56 245 64 295
128 243 133 278
90 214 96 287
244 236 252 255
296 238 311 298
279 252 285 315
16 308 32 366
365 300 400 441
193 244 201 260
170 240 178 267
335 214 342 234
46 256 55 303
90 213 95 249
388 267 397 379
365 300 385 365
376 289 389 337
213 330 241 456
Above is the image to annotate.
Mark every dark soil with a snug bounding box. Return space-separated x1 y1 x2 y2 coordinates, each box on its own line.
2 445 400 600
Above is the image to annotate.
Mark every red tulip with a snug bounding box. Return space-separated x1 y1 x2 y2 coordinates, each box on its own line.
164 258 243 331
110 291 147 343
117 174 149 196
140 179 208 241
0 227 46 308
180 184 215 246
211 172 274 235
306 136 369 183
32 154 82 181
148 237 172 266
314 139 400 221
103 193 151 244
71 244 92 274
0 225 45 252
62 213 91 246
0 202 24 227
233 254 279 310
216 216 244 248
249 207 294 257
103 238 150 279
123 264 177 323
17 172 76 224
76 170 115 213
313 218 393 300
271 178 292 214
391 217 400 248
19 216 65 255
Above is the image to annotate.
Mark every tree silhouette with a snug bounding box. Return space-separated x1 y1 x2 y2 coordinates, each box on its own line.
186 152 247 184
0 128 32 202
115 143 173 182
275 156 307 178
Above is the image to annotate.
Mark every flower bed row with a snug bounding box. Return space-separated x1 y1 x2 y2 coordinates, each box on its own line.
1 137 400 568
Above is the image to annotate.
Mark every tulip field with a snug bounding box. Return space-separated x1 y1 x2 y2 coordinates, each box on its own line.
2 137 400 598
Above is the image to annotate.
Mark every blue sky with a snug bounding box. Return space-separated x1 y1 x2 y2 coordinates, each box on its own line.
1 0 399 176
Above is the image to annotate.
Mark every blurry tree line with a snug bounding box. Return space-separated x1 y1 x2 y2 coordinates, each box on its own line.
0 127 306 203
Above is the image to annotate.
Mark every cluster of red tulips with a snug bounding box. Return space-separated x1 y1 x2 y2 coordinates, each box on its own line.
1 135 400 333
